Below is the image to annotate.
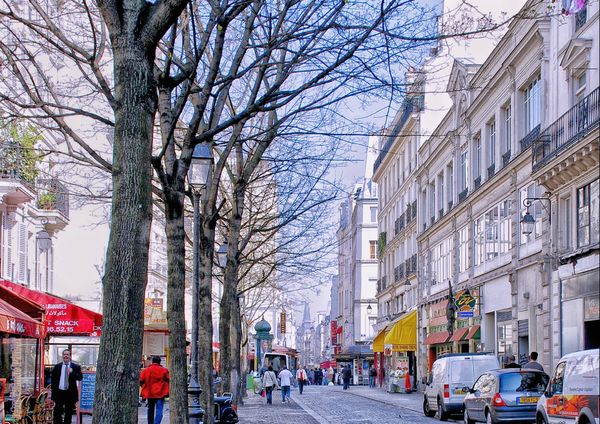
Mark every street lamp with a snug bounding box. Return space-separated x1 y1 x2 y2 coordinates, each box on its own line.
520 197 551 236
187 143 213 422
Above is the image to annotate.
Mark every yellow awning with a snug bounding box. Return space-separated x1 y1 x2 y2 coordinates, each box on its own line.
384 310 417 352
372 325 388 352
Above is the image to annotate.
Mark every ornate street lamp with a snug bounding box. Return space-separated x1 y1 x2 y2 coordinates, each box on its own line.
520 197 551 236
187 143 213 422
217 241 228 268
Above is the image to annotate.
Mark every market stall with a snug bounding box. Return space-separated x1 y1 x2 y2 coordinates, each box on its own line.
382 310 417 393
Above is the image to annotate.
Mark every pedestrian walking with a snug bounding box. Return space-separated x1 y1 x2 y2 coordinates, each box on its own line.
50 349 83 424
342 365 351 390
315 368 323 385
368 365 377 388
279 365 293 402
505 355 521 369
329 366 335 385
261 365 279 405
296 366 308 394
322 367 329 385
308 368 315 385
140 356 170 424
523 351 544 372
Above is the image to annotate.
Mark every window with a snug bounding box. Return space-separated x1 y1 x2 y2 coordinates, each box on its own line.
369 240 377 259
520 184 544 244
488 119 496 168
460 149 469 193
370 207 377 223
562 197 572 251
446 163 453 206
575 1 587 32
577 179 599 247
429 183 435 221
550 362 566 395
574 71 586 103
437 172 444 213
458 225 469 272
432 237 452 282
473 135 481 179
475 199 512 265
524 75 542 134
500 372 549 393
503 104 512 154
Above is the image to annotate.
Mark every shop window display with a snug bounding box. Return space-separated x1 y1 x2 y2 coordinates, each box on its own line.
1 337 39 418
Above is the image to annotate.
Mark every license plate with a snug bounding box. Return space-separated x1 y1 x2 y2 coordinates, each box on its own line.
454 388 466 395
518 396 539 404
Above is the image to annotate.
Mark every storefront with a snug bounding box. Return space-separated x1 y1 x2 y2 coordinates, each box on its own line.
0 287 45 421
382 310 417 393
334 345 373 385
372 325 388 388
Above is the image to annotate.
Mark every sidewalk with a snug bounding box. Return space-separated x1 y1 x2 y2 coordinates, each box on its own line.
329 385 423 413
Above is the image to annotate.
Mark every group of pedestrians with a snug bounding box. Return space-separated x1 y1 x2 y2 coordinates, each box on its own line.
261 365 294 404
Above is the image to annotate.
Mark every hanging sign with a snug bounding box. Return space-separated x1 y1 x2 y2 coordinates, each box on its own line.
454 289 477 318
280 312 286 334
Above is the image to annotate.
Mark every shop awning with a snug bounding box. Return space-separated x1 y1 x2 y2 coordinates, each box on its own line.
384 310 417 352
423 331 450 345
449 327 469 342
372 325 388 353
0 297 44 338
465 325 481 340
0 279 102 336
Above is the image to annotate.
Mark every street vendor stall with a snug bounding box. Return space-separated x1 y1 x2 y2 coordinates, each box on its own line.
382 310 417 393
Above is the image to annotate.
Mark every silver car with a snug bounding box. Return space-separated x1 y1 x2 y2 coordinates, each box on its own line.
463 369 549 424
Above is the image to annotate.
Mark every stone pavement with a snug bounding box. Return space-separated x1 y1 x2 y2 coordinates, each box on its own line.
328 385 423 413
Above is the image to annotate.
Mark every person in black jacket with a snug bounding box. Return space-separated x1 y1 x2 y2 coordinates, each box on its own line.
342 365 352 390
505 354 521 369
51 349 83 424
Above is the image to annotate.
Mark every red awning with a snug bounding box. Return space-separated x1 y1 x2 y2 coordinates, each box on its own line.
423 331 450 345
465 325 481 340
0 280 102 336
0 297 44 338
449 327 469 342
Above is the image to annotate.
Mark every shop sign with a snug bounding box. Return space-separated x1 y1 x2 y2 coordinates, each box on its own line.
454 289 476 318
331 321 337 345
585 296 599 320
384 344 392 357
280 312 286 334
144 298 166 325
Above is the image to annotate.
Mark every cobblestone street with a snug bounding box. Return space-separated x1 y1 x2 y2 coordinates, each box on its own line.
237 384 462 424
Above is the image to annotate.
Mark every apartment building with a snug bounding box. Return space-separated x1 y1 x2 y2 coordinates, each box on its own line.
335 135 379 365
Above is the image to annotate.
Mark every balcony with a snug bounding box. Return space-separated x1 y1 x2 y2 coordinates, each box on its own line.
439 208 444 219
32 179 70 233
0 142 36 206
502 150 511 167
520 124 541 152
533 87 599 172
447 200 453 211
458 189 468 203
474 176 481 190
487 164 496 179
411 201 417 220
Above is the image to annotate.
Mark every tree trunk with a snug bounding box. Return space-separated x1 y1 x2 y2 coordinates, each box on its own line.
93 44 155 424
164 190 189 423
230 299 243 405
199 214 216 424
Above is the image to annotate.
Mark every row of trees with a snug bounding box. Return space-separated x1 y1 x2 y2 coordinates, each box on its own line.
0 0 537 422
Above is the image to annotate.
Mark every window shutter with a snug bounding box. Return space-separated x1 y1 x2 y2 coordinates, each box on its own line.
18 223 27 283
5 215 12 277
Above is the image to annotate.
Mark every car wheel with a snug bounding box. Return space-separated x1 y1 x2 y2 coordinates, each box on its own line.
436 398 449 421
536 413 548 424
463 407 475 424
423 397 435 417
485 409 494 424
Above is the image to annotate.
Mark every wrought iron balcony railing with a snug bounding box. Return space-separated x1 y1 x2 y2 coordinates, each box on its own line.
533 87 599 172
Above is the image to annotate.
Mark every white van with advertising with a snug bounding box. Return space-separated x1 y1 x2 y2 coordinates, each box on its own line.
536 348 599 424
423 352 500 421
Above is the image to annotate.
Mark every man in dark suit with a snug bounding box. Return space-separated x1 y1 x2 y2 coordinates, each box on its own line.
51 349 83 424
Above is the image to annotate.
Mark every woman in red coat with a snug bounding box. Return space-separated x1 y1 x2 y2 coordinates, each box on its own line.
140 356 170 424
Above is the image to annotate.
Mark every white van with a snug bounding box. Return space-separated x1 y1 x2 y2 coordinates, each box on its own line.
423 353 500 421
536 348 599 424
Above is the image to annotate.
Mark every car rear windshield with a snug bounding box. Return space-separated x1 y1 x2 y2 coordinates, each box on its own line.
499 372 549 393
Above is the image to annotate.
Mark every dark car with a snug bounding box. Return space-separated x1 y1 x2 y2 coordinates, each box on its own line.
463 369 549 424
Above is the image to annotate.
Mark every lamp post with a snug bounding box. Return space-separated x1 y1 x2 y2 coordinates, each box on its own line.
520 197 551 236
187 143 213 422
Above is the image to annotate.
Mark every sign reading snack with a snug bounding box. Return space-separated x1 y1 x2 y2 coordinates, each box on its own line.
280 312 286 334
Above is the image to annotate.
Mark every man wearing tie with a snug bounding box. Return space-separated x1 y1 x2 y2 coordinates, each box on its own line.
51 349 83 424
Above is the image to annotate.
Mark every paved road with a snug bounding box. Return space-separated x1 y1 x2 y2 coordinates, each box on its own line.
238 384 463 424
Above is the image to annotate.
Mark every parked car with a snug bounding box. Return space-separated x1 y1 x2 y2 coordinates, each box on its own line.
463 369 549 424
423 353 500 421
536 348 599 424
